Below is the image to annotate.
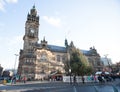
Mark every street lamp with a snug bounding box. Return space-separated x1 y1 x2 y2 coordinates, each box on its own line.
14 54 19 75
69 68 72 84
104 54 112 73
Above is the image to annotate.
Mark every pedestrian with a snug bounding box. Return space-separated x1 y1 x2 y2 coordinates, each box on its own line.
94 75 97 83
82 76 85 84
23 76 26 83
13 76 16 84
11 77 13 85
73 75 76 85
11 76 16 84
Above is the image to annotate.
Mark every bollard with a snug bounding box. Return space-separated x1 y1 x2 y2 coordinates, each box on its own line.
112 85 118 92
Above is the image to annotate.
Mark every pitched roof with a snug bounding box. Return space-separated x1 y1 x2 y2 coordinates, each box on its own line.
47 45 67 53
80 50 90 55
35 43 90 54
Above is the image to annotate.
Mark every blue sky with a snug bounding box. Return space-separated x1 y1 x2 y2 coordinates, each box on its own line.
0 0 120 69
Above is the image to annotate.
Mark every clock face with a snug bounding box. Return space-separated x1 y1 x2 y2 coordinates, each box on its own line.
30 29 34 33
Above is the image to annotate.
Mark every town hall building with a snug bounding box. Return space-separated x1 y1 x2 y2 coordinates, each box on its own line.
17 5 103 80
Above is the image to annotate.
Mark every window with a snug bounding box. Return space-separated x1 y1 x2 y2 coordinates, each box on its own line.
97 62 100 66
24 67 28 74
62 56 65 61
57 55 60 62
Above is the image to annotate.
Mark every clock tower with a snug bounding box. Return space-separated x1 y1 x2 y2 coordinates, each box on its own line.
23 5 39 52
18 5 40 79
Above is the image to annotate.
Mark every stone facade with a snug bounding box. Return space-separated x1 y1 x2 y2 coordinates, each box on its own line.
17 6 68 80
17 6 103 80
82 47 103 72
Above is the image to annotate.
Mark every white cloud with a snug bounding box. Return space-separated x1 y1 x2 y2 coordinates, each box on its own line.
0 0 18 11
5 0 18 3
0 0 5 12
43 16 61 27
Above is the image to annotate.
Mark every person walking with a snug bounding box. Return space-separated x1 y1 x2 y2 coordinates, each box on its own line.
11 76 16 85
23 76 26 83
82 76 85 84
73 75 76 85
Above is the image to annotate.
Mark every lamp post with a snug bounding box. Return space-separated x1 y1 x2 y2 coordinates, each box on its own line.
69 68 72 84
14 54 19 75
104 54 112 73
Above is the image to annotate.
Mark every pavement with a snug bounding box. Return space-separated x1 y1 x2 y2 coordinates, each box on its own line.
0 78 120 92
0 78 120 86
0 78 120 84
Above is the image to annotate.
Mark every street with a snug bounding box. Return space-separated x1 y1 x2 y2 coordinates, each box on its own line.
0 79 120 92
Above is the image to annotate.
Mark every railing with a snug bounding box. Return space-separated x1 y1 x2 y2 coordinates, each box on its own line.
63 76 96 83
63 76 119 92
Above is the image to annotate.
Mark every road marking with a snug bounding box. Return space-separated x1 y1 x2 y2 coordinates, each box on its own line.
94 86 99 92
5 86 67 91
73 86 77 92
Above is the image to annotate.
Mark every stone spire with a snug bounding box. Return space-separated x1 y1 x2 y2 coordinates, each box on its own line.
65 38 68 47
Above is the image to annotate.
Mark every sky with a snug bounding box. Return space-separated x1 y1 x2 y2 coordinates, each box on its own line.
0 0 120 70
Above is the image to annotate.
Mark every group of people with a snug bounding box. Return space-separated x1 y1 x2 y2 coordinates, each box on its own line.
11 76 27 84
97 74 114 83
70 75 86 85
69 74 114 84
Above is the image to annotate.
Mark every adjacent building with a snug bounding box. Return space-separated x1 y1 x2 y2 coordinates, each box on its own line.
82 47 103 72
111 62 120 74
0 64 3 76
101 57 112 66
